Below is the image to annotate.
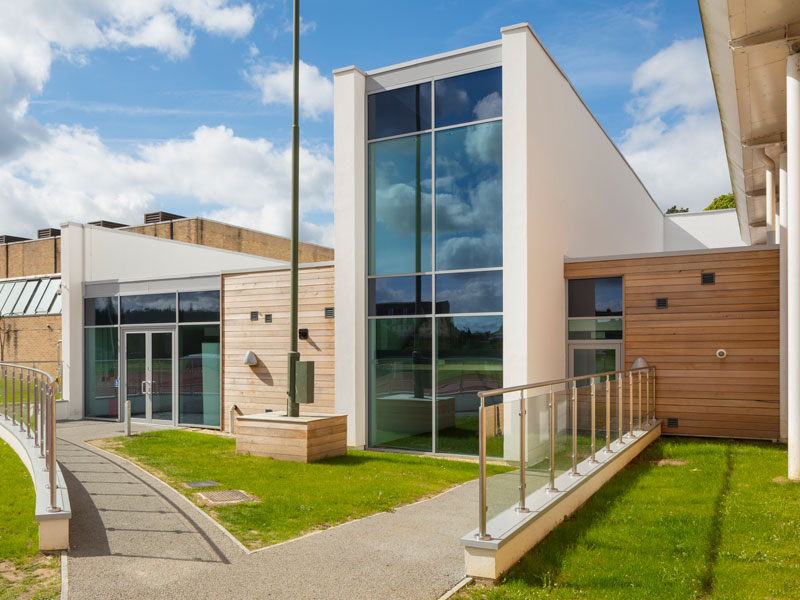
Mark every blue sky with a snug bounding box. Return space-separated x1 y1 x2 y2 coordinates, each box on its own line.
1 0 730 246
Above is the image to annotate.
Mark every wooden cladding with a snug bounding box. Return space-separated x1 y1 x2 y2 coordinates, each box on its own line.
222 265 335 426
565 249 779 440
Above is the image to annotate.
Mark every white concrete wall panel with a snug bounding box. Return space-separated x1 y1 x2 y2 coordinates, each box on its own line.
663 209 746 251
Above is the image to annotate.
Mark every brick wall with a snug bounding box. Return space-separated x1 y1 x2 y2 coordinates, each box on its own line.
0 238 60 279
0 315 62 377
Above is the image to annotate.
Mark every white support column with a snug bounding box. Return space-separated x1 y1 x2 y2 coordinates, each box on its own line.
759 149 777 244
787 52 800 480
780 151 788 442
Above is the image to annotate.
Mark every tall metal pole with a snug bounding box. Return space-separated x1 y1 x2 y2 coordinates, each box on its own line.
286 0 301 418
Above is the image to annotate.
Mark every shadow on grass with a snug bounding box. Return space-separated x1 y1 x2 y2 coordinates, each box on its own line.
499 442 666 588
700 441 734 597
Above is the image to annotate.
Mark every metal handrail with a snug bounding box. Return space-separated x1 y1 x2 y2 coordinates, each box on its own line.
0 362 61 513
476 365 656 540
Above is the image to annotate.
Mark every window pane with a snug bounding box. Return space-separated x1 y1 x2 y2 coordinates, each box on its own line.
368 82 431 140
0 283 13 314
568 277 623 317
25 279 49 316
1 282 24 315
179 325 220 427
435 121 502 270
368 318 432 450
126 332 146 418
568 318 623 340
84 327 119 419
435 67 502 128
11 280 38 315
84 297 118 326
35 279 60 314
151 332 173 421
369 134 432 275
573 348 617 385
436 316 503 455
368 276 431 316
435 271 502 314
121 293 176 324
179 291 220 322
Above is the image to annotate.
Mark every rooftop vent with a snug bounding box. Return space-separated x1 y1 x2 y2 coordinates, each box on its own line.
37 228 61 239
0 235 31 244
88 220 128 229
144 211 185 225
701 272 715 285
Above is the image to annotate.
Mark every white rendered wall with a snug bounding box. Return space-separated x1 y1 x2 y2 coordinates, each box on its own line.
663 209 746 251
333 67 367 447
502 23 663 398
60 223 285 420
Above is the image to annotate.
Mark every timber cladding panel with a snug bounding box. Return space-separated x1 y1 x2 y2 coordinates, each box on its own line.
222 265 334 426
564 248 779 440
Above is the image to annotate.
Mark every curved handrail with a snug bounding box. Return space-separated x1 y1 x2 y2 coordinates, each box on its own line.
0 362 60 512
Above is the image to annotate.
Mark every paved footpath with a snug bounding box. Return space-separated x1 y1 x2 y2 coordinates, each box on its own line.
57 421 475 600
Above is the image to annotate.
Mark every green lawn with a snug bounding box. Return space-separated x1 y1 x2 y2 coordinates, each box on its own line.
95 429 513 549
0 439 60 600
460 438 800 599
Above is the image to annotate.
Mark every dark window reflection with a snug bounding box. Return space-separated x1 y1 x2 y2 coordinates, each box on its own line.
179 291 220 322
369 276 431 316
368 318 432 451
568 277 623 317
435 67 502 128
85 297 118 326
179 325 220 427
121 293 176 324
84 327 119 419
435 121 502 270
436 316 503 455
436 271 502 314
369 134 432 275
368 82 431 140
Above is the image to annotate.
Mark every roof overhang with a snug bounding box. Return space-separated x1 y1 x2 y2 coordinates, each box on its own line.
699 0 800 245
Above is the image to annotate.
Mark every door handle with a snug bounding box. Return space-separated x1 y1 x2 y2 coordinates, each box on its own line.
141 380 147 395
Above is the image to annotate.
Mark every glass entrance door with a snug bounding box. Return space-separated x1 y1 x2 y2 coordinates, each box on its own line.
124 330 174 423
569 343 622 383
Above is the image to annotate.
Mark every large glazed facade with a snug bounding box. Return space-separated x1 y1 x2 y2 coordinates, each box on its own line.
334 24 690 451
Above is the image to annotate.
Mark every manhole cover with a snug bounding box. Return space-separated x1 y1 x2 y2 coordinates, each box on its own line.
184 481 221 489
195 490 260 506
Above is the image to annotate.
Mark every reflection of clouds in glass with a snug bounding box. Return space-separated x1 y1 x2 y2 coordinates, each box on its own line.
464 120 501 165
375 278 412 302
180 292 219 313
374 183 432 235
450 315 503 335
473 92 501 121
437 232 502 271
437 271 502 313
125 294 175 311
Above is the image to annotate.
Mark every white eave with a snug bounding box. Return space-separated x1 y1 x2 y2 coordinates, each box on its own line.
699 0 800 245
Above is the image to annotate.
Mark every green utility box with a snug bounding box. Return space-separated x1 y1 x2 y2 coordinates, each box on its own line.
296 361 315 404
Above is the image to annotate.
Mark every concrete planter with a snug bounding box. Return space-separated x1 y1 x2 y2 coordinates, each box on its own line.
235 412 347 463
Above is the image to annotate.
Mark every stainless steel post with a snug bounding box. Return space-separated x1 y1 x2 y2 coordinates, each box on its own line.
11 367 16 426
629 372 635 438
618 374 625 445
2 365 7 419
39 376 47 461
571 382 579 476
26 371 32 438
33 376 39 446
605 375 612 453
48 383 59 513
646 369 650 426
652 368 657 421
124 400 131 437
638 371 642 431
548 386 559 492
477 396 489 539
517 390 529 512
590 379 598 464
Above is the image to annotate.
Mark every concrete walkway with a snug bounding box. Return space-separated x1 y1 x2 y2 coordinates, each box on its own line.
57 421 475 600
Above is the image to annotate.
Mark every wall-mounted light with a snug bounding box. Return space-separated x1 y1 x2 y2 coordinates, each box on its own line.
243 350 257 366
298 328 309 340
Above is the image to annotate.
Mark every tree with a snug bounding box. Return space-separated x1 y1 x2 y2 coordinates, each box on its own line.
704 193 735 211
666 205 689 214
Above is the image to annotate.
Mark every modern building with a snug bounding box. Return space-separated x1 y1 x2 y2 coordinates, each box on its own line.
332 22 776 455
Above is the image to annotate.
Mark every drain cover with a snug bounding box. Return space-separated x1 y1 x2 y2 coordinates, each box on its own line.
184 481 221 489
195 490 260 506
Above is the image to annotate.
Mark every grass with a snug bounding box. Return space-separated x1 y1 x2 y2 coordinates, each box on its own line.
95 429 513 549
459 438 800 599
0 439 60 600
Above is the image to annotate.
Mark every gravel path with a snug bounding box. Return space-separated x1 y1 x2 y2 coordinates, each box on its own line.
58 421 473 600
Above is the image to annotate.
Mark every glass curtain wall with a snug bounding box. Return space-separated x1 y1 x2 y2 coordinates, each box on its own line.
84 297 120 419
367 66 503 455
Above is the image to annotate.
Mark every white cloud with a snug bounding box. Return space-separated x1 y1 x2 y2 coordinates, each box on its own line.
245 60 333 120
619 38 730 212
0 125 334 246
0 0 255 158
